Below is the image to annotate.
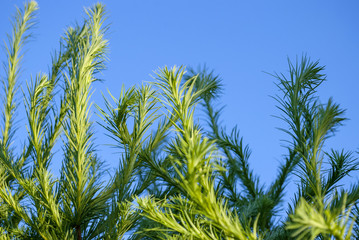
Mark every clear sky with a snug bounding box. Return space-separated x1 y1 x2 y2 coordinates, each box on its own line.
1 1 358 204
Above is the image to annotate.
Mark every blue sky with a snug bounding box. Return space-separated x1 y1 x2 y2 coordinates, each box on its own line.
1 1 358 204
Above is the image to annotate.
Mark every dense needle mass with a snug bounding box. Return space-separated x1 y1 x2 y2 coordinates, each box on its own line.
0 1 357 240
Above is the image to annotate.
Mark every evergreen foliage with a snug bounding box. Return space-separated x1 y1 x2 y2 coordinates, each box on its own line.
0 1 357 239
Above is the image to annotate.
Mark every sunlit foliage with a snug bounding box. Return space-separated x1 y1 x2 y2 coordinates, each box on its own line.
0 1 357 240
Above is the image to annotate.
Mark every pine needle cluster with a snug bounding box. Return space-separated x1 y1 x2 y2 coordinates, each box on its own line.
0 2 357 240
